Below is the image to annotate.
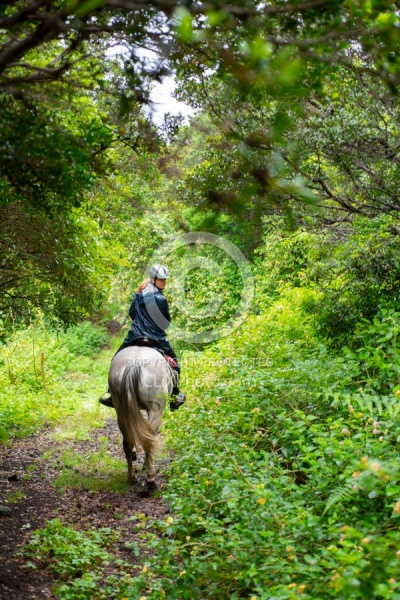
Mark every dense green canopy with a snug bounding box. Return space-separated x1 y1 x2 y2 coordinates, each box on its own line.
1 0 400 323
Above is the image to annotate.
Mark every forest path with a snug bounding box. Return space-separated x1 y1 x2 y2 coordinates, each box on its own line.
0 417 169 599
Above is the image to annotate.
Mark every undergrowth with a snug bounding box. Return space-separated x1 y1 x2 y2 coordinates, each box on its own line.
23 519 133 600
122 288 400 599
0 320 116 442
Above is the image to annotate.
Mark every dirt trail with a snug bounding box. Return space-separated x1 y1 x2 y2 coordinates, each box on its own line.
0 419 168 599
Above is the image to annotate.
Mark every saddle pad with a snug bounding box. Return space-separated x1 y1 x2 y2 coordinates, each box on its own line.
164 355 178 368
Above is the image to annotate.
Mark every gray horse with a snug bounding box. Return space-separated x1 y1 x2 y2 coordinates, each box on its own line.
108 345 173 488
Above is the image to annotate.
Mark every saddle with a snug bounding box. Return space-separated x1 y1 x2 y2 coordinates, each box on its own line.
131 336 162 350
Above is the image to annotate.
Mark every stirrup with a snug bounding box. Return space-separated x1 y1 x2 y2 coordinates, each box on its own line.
99 394 114 408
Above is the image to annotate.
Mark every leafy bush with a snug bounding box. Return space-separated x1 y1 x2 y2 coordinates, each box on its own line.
339 307 400 396
0 320 112 441
23 519 128 600
304 217 400 345
253 224 324 305
254 216 400 347
62 322 108 357
123 288 400 599
25 519 117 578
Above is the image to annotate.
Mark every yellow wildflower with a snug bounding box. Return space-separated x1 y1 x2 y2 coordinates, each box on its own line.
256 497 266 505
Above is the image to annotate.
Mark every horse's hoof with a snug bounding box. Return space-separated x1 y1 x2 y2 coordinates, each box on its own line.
147 480 157 492
138 480 156 497
128 475 137 485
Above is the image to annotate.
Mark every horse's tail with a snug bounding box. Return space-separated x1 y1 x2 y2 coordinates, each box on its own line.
119 364 158 455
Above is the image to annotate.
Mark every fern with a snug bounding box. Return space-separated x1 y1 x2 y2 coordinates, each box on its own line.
324 481 356 514
343 393 399 417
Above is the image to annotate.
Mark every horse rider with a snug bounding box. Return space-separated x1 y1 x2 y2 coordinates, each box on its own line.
100 264 186 411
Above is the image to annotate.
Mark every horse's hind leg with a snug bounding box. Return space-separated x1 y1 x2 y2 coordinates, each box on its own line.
148 411 163 435
143 405 164 489
123 438 136 483
144 451 156 490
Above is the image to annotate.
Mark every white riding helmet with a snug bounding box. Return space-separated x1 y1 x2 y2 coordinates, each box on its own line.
149 264 170 280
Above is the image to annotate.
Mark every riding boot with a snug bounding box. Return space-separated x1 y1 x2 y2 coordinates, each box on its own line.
170 386 186 411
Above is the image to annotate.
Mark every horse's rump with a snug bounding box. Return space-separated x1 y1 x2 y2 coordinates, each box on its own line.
108 346 172 485
119 362 157 454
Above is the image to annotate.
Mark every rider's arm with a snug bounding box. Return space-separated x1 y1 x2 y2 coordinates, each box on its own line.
157 295 171 328
128 297 136 321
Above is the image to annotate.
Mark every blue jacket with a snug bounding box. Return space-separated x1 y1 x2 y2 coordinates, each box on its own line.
124 282 171 344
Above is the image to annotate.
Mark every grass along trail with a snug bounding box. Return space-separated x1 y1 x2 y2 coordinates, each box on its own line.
0 322 177 599
0 415 171 599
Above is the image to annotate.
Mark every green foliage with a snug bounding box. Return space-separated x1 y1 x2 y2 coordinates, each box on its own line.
54 442 131 493
2 1 400 329
1 4 400 599
253 224 323 305
0 96 103 212
6 489 26 503
0 52 164 326
0 80 116 323
252 216 400 345
23 519 129 599
173 54 400 233
24 519 117 578
61 322 108 357
121 287 400 599
304 217 400 344
339 307 400 396
5 180 400 600
166 242 244 344
0 319 112 442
